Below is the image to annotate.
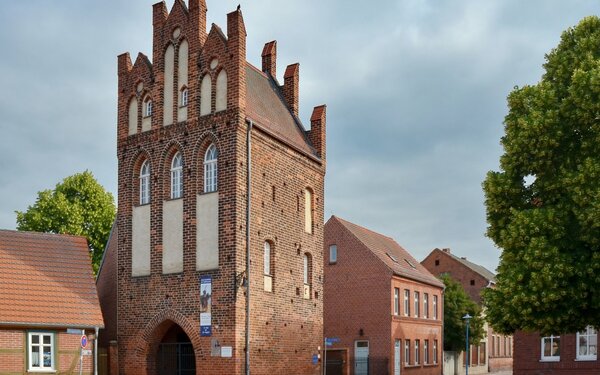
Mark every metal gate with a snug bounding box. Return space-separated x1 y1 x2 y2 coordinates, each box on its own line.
157 343 196 375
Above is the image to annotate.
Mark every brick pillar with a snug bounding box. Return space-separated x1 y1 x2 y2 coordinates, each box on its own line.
261 40 277 78
283 63 299 117
109 340 119 375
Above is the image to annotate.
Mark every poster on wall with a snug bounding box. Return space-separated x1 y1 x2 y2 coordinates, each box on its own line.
200 275 212 336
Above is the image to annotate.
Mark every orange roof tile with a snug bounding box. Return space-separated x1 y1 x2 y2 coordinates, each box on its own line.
0 230 104 328
330 216 444 288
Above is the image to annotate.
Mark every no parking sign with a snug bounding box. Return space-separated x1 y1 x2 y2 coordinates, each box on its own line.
81 335 88 349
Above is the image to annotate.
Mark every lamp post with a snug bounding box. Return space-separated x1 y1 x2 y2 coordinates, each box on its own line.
463 314 472 375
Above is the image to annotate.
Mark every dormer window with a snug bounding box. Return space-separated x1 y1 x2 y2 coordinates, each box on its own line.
180 87 189 107
144 98 153 117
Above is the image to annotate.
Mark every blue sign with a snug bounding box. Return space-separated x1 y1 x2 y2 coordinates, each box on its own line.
201 326 212 337
200 276 212 337
81 335 88 348
325 337 340 346
312 354 319 365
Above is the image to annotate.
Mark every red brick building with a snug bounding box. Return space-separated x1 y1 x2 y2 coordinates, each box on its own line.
97 1 326 374
0 230 104 374
324 216 444 375
513 329 598 375
421 248 513 373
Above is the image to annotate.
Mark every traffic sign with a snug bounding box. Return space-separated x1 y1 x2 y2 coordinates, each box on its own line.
325 337 340 346
81 335 88 349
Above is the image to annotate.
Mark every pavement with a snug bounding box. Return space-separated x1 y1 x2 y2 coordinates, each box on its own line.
491 371 513 375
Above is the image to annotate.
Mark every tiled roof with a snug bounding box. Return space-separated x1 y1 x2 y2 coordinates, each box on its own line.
0 230 104 328
245 63 317 158
331 216 444 288
446 250 496 283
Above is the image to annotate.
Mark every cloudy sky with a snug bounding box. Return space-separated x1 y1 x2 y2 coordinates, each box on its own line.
1 0 599 272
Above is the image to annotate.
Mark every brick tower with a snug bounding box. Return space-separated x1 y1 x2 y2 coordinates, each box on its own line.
112 1 326 374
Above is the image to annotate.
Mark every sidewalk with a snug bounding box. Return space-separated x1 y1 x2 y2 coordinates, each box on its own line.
491 371 512 375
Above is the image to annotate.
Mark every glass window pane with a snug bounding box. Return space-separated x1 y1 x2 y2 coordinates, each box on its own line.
43 335 51 345
32 335 39 344
43 346 52 367
32 346 40 366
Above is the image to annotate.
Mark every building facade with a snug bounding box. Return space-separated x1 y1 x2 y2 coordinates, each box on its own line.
0 230 104 374
513 329 598 375
324 216 444 375
421 247 513 373
100 1 327 374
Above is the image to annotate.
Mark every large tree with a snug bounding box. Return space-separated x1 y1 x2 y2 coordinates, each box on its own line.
442 274 485 352
16 171 116 275
483 16 600 335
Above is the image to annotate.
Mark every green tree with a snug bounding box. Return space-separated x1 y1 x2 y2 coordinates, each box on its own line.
483 16 600 335
442 274 485 352
16 171 116 275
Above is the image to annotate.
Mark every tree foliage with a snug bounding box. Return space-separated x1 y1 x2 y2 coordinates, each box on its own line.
16 171 116 275
442 274 485 352
483 16 600 335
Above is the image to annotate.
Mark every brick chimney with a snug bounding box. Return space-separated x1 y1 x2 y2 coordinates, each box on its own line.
262 41 277 78
227 7 247 111
283 63 299 117
308 105 326 160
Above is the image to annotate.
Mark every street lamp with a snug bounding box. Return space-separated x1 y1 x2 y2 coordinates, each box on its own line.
463 314 472 375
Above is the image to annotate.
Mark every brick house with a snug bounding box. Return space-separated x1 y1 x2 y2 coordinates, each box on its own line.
512 329 598 374
97 0 326 374
421 248 513 373
324 216 444 375
0 230 104 374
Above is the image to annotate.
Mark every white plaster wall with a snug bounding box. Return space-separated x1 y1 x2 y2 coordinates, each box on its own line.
162 199 183 274
132 205 151 276
215 70 227 112
196 192 218 270
128 98 138 135
200 75 211 116
163 44 175 126
142 111 151 132
177 40 188 122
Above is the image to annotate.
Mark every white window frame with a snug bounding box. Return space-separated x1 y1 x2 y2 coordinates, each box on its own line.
433 340 438 364
433 295 438 320
144 98 153 117
576 326 597 361
28 332 54 372
405 339 410 365
170 152 183 199
140 160 150 205
393 288 399 316
424 339 429 364
414 291 420 317
404 289 410 316
264 242 271 276
204 144 218 193
181 87 189 107
329 244 337 264
423 293 429 318
540 335 560 362
415 339 420 365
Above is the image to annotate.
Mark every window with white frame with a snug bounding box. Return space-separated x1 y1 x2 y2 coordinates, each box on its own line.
180 87 189 107
264 242 271 276
405 340 410 365
28 332 54 371
423 293 429 318
424 340 429 364
415 340 420 364
144 97 153 117
577 326 597 361
433 340 438 364
329 244 337 264
404 289 410 316
394 288 399 316
204 144 218 193
414 291 420 317
140 160 150 205
541 335 560 361
170 152 183 199
433 295 438 320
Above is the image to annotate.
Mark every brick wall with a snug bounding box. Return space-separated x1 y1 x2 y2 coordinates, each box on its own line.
514 331 600 375
112 1 324 374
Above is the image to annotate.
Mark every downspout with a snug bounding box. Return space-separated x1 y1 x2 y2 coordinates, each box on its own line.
94 327 99 375
246 119 253 375
441 286 446 375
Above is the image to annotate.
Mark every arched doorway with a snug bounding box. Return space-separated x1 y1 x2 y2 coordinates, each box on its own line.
156 324 196 375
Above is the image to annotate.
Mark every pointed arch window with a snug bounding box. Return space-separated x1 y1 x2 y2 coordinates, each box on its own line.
140 160 150 205
204 144 218 193
143 97 153 117
180 87 189 107
170 152 183 199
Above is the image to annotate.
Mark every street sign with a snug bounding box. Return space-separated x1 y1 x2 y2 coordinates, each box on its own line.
325 337 340 346
82 349 92 356
81 335 88 349
312 354 319 365
66 328 81 335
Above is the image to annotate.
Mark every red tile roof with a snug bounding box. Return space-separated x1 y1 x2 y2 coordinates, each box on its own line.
331 216 444 288
245 63 317 158
0 230 104 328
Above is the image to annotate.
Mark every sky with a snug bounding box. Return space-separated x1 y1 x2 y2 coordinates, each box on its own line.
1 0 599 273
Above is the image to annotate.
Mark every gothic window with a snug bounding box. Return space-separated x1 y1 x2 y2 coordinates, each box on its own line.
204 144 218 193
139 160 150 205
170 152 183 199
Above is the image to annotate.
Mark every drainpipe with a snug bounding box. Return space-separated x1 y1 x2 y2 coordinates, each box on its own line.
441 286 445 375
246 119 254 375
94 327 99 375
